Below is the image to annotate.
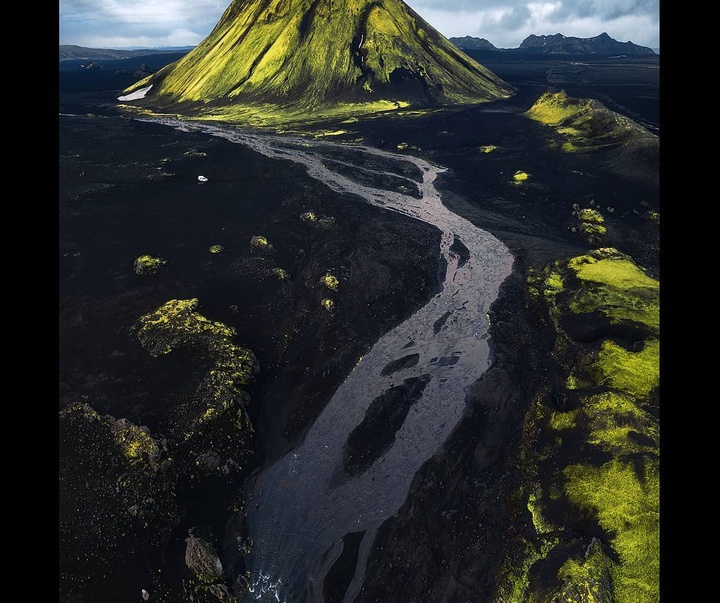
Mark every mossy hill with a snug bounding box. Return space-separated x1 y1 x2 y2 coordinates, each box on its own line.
525 90 659 186
119 0 513 125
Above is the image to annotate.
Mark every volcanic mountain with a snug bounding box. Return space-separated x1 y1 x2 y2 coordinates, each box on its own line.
119 0 514 124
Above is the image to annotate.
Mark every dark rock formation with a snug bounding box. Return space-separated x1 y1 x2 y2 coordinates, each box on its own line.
449 35 498 50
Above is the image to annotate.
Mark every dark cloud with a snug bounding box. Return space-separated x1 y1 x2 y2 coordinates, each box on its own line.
499 6 532 32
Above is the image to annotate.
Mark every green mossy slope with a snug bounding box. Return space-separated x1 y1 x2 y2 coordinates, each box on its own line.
495 248 659 603
119 0 513 125
525 90 657 153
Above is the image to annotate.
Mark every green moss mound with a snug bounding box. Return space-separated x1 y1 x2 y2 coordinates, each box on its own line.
134 298 259 481
525 90 656 153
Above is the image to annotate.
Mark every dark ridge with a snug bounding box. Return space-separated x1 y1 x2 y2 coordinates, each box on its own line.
433 311 452 334
322 531 366 603
343 375 431 475
380 353 420 376
559 312 655 349
300 0 323 40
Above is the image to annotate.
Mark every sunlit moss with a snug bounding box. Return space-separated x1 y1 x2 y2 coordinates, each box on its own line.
592 339 659 399
513 170 529 183
527 487 556 535
566 373 592 390
564 459 660 603
299 210 335 229
496 246 660 603
548 410 577 431
250 235 272 250
110 418 160 467
272 267 290 280
554 539 613 603
578 209 605 224
494 539 558 603
320 274 340 290
134 298 257 390
134 254 167 275
585 393 658 455
566 250 659 333
543 271 564 297
525 91 590 126
209 244 224 254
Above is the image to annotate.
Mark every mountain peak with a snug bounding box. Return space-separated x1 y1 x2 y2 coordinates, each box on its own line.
119 0 513 125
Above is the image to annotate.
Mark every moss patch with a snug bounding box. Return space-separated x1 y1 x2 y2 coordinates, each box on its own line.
494 248 659 603
134 254 167 275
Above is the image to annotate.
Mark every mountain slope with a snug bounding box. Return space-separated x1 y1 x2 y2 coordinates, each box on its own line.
119 0 513 124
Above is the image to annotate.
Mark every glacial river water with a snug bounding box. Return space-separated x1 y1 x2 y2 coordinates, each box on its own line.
141 118 514 602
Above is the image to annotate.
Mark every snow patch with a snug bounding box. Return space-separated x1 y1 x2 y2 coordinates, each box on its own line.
117 85 153 101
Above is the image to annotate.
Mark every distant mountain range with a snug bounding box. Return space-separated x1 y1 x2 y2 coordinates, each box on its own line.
59 45 195 60
451 32 656 55
61 30 655 64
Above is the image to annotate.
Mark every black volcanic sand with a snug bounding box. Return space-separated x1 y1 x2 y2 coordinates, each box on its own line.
59 62 658 603
59 110 443 602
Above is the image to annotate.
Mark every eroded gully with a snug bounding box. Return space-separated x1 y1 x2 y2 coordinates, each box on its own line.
139 118 514 602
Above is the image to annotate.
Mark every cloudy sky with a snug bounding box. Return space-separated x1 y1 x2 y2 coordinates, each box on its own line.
58 0 660 51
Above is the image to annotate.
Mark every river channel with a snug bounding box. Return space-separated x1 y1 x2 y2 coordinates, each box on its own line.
140 118 514 602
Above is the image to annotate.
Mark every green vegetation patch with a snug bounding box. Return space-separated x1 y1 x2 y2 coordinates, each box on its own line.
525 90 656 153
135 298 257 388
134 254 167 275
250 235 272 250
133 299 258 482
493 247 660 603
513 170 529 183
320 274 340 291
566 250 659 332
272 267 290 281
564 459 660 603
